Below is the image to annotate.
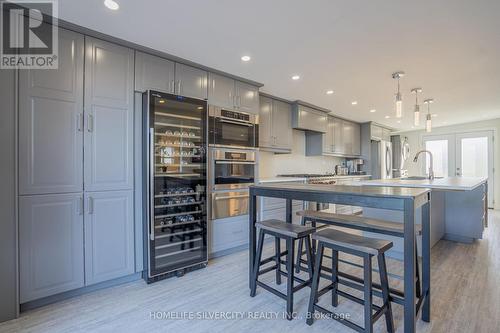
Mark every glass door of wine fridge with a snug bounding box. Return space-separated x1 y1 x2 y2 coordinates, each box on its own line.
144 90 208 282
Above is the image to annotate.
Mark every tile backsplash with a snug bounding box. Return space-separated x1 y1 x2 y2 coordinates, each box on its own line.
258 130 345 178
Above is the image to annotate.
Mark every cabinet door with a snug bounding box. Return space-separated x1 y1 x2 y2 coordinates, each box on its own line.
343 120 353 155
174 63 208 99
19 28 84 195
333 118 345 154
84 37 134 192
383 128 392 141
235 81 259 114
272 99 293 149
208 72 235 109
352 122 361 155
134 51 175 93
323 116 335 153
371 124 383 140
84 191 134 285
259 96 273 148
19 193 84 303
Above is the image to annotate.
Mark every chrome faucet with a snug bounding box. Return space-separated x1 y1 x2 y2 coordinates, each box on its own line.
413 150 435 180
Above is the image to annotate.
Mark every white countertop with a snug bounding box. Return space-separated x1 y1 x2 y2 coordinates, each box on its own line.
359 177 487 191
258 175 371 183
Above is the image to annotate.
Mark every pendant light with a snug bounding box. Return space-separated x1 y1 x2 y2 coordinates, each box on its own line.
411 88 422 126
392 71 405 118
423 99 434 132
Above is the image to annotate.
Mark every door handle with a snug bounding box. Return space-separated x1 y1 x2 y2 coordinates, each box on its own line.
78 196 83 215
149 129 155 241
77 113 83 132
87 196 94 214
87 114 93 132
214 194 249 200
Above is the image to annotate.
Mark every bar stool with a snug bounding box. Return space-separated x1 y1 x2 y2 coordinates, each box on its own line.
250 219 315 320
306 228 395 333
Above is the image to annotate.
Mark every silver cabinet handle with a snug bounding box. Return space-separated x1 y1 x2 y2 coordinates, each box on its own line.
78 196 83 215
149 129 155 241
87 196 94 214
77 113 83 132
214 194 249 200
178 80 182 95
170 80 175 93
87 114 93 132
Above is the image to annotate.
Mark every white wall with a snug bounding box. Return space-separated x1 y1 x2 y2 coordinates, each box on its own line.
397 118 500 209
258 130 345 177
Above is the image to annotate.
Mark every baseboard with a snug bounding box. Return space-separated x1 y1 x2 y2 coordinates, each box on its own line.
20 272 142 312
443 233 474 244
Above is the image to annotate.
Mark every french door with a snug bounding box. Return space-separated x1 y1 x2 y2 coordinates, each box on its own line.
423 131 494 207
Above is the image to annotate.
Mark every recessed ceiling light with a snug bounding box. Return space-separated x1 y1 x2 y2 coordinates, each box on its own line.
385 115 390 119
370 109 376 113
432 114 438 117
104 0 119 10
397 120 401 124
351 101 358 105
292 75 300 80
241 55 251 62
326 90 334 95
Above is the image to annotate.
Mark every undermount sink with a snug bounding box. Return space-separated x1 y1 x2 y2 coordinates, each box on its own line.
402 176 443 180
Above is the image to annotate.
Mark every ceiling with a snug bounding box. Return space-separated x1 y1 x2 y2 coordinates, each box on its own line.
58 0 500 130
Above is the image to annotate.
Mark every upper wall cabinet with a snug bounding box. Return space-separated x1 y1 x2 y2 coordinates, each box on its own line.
135 52 175 93
291 104 328 133
18 28 85 195
370 123 391 141
259 96 293 153
306 116 361 157
84 37 134 192
208 72 259 114
135 52 208 100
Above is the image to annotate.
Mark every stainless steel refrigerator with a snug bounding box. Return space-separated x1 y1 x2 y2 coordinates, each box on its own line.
143 90 208 283
370 140 393 179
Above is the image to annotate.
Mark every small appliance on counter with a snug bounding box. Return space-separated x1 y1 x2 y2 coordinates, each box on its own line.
346 158 366 175
335 164 349 176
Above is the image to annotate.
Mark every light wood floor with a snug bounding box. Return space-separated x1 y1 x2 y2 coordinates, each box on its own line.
1 211 499 333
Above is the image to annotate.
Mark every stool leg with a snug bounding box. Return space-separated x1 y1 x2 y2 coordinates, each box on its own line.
275 237 282 285
295 216 307 273
415 241 422 298
306 243 324 326
331 250 339 307
363 254 373 333
286 238 295 320
311 221 317 253
304 236 314 280
378 253 395 333
250 230 265 297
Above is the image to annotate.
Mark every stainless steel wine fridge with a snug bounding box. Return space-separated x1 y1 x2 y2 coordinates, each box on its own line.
143 90 208 283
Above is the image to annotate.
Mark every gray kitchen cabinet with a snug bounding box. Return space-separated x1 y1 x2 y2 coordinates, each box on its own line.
208 72 260 114
84 190 134 285
382 128 392 141
333 117 345 154
306 116 360 156
259 96 273 148
292 104 328 133
352 122 361 155
343 120 353 155
323 116 335 153
84 37 134 192
134 51 175 93
19 193 85 303
272 99 293 149
174 63 208 100
370 124 383 141
210 215 249 255
18 28 84 195
259 96 293 152
208 72 235 110
235 81 259 114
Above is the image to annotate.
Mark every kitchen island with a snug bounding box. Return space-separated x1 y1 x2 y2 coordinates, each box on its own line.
360 177 488 247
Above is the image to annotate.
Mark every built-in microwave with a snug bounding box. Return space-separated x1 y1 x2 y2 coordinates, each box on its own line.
208 106 258 148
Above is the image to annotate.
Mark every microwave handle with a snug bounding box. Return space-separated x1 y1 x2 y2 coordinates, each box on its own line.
219 118 253 127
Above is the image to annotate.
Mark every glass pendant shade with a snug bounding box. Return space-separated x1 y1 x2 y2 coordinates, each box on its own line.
396 92 403 118
414 104 420 126
426 113 432 132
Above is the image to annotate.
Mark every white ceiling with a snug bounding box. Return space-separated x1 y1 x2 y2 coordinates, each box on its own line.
59 0 500 130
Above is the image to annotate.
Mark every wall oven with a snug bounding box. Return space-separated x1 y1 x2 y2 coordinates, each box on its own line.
209 147 257 219
208 106 258 148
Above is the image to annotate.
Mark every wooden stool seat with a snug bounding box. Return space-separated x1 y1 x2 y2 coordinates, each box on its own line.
256 219 315 238
312 228 393 256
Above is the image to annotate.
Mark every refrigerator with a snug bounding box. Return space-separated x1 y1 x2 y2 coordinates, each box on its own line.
143 90 208 283
370 140 393 179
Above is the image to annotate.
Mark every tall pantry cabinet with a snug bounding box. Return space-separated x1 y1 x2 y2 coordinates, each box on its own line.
18 28 135 303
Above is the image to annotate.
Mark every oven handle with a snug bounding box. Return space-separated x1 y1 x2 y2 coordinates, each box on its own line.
219 118 254 127
215 160 257 165
214 194 250 200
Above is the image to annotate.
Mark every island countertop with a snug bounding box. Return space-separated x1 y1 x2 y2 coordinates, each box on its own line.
359 176 487 191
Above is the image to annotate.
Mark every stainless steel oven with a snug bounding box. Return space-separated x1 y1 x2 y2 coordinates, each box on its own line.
208 106 258 148
209 147 257 219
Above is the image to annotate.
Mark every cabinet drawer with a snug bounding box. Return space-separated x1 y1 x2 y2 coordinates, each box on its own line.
210 215 248 253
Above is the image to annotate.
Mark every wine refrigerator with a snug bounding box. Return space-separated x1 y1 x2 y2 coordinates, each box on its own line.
143 90 208 283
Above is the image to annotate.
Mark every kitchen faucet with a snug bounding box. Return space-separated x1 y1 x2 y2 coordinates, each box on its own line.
413 150 435 180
